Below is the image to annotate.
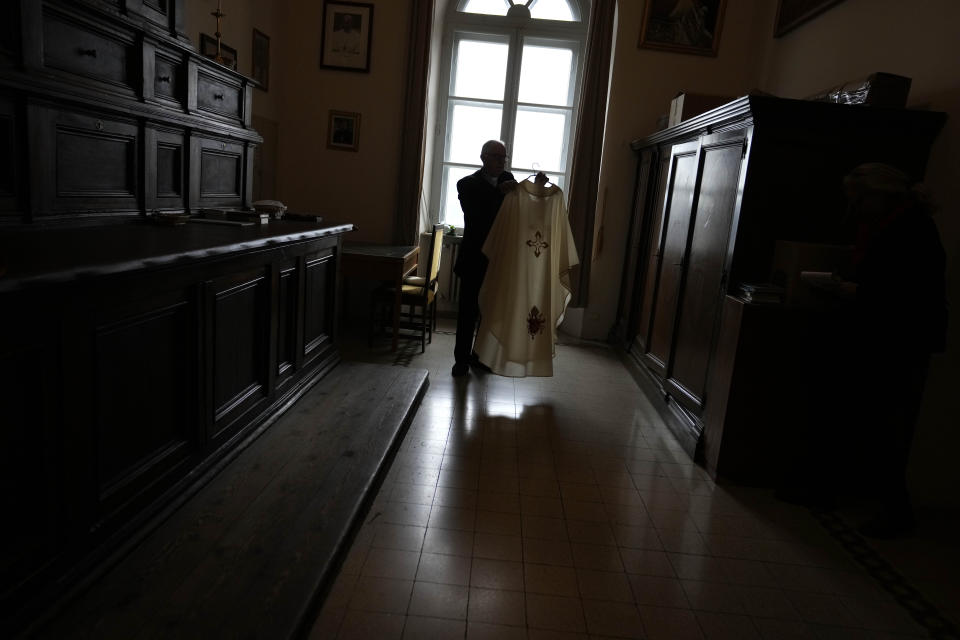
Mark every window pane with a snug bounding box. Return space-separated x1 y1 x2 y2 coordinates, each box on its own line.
447 102 503 164
518 44 573 106
461 0 508 16
511 108 567 172
453 39 509 100
441 165 473 227
530 0 575 21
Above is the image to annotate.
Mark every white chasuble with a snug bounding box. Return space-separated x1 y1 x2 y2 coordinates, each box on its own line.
475 181 579 377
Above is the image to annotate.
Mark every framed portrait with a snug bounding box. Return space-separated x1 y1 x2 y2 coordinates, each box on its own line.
328 110 360 152
199 33 237 71
774 0 846 37
638 0 727 57
251 28 270 89
320 1 374 73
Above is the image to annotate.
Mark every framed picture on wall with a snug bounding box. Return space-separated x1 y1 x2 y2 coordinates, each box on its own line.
200 33 237 71
638 0 727 57
774 0 846 37
328 110 360 152
320 1 374 72
252 28 270 89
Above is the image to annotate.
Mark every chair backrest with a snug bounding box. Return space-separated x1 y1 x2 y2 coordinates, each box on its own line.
427 224 444 286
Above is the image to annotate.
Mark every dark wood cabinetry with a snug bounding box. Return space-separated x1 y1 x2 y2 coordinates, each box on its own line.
2 0 259 224
0 223 353 632
615 95 945 458
0 1 352 632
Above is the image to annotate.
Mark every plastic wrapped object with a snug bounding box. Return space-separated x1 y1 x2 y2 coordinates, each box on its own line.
807 72 911 108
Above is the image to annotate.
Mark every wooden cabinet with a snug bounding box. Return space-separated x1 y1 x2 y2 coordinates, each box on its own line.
0 0 343 630
1 0 259 225
0 223 353 629
615 96 946 456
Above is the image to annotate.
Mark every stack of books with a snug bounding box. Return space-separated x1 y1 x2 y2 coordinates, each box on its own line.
737 282 784 304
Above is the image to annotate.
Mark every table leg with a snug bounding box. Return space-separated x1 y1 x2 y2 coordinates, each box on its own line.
392 271 403 351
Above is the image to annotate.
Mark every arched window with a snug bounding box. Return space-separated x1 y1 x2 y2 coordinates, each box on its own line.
432 0 588 227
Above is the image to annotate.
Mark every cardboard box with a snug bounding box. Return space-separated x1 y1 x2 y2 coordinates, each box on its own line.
668 92 734 127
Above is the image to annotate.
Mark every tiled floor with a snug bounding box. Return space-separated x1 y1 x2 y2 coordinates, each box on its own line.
308 319 950 639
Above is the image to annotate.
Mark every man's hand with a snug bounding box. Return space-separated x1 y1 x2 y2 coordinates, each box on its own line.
534 172 548 186
498 179 518 194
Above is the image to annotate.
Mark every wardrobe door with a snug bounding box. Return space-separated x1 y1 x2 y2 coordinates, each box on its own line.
632 148 671 355
643 140 699 378
666 131 748 413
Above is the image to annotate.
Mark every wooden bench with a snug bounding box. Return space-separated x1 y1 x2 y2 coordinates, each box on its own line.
33 362 428 639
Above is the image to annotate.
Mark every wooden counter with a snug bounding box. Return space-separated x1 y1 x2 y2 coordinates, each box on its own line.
0 220 354 629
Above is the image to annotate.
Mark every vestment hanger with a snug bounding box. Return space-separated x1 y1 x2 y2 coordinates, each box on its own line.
525 172 553 187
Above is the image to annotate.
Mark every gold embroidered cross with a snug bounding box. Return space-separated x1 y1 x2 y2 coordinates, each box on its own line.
526 230 549 258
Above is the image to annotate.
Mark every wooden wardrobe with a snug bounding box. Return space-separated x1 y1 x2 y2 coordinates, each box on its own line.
614 95 945 462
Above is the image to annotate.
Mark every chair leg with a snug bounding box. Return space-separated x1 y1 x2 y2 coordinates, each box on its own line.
420 298 426 353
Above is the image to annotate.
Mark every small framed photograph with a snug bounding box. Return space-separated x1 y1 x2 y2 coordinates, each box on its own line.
199 33 237 71
328 110 360 152
251 28 270 89
638 0 727 57
774 0 846 37
320 1 374 73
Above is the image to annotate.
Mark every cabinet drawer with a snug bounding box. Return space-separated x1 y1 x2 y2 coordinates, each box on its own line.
43 11 136 92
196 70 242 122
154 49 184 104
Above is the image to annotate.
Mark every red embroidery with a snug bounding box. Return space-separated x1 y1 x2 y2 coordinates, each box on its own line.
527 306 546 340
526 230 549 257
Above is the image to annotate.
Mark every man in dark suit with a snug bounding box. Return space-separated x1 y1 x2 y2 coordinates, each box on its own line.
452 140 517 376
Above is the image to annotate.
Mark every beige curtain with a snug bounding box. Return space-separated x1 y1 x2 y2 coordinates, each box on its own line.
566 0 616 306
395 0 435 244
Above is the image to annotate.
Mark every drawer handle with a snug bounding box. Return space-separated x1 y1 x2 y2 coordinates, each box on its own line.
157 75 171 83
213 93 224 100
78 48 98 58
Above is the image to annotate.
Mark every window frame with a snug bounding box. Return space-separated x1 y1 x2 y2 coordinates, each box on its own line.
431 0 588 229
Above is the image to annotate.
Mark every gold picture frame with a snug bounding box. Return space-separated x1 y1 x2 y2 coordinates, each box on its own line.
638 0 727 57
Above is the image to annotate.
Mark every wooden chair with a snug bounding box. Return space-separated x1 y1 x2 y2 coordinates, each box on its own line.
372 224 444 352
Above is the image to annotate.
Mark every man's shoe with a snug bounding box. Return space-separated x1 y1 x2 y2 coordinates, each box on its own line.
469 352 492 373
452 362 469 377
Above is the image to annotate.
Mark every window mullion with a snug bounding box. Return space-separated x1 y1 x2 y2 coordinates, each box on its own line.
501 26 524 170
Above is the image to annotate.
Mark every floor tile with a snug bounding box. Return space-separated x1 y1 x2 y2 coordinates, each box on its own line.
408 581 469 620
524 563 580 597
416 552 471 586
526 593 587 633
471 557 524 591
467 587 526 626
401 615 466 640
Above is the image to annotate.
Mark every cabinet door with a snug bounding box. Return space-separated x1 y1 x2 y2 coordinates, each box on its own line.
29 105 140 217
665 132 747 414
189 134 245 210
633 149 671 356
643 140 700 377
206 267 270 449
0 96 22 218
613 148 654 347
145 126 186 212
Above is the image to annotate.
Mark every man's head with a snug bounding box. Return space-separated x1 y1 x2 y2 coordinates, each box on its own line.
480 140 508 178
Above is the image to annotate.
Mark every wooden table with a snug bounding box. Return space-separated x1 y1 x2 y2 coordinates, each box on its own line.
341 243 420 351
